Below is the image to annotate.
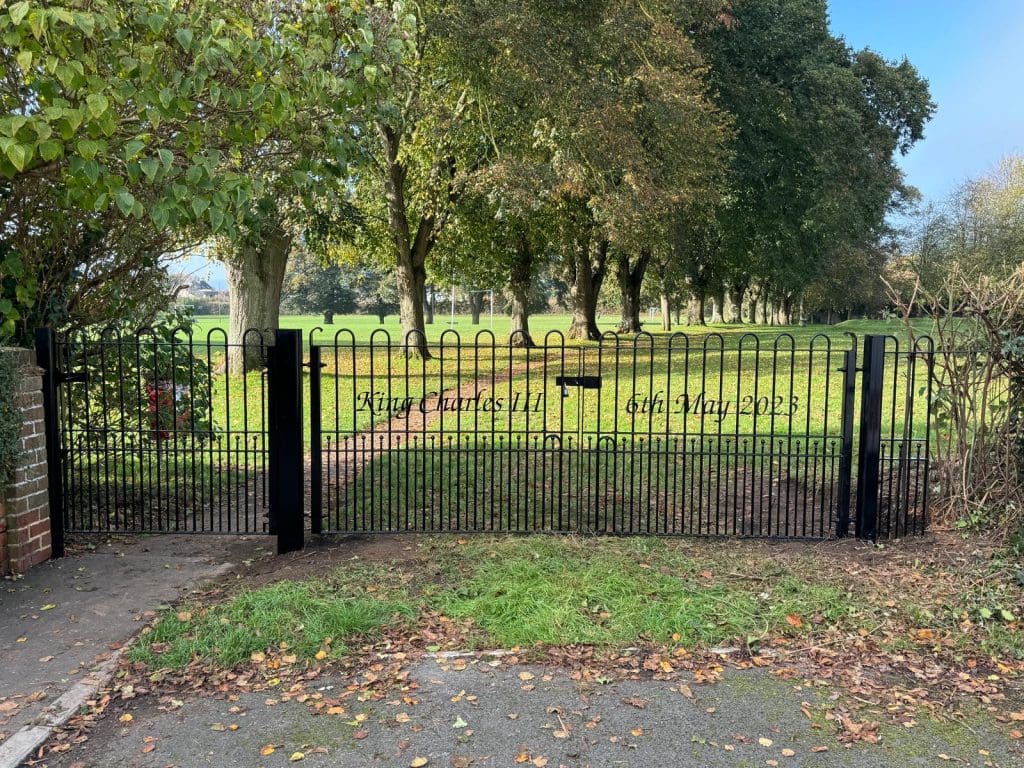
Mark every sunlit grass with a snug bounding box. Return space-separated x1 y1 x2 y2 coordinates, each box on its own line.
129 565 415 668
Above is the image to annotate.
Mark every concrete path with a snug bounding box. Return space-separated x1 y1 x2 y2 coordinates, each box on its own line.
0 535 272 763
40 659 1022 768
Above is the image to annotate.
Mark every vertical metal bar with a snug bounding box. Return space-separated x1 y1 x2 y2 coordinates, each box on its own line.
855 335 885 541
835 347 857 537
35 327 66 559
268 329 304 553
309 344 322 535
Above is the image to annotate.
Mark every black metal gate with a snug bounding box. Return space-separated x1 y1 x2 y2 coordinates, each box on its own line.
36 327 305 554
308 330 933 541
36 326 932 553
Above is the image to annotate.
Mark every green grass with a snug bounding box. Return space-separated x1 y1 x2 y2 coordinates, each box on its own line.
129 536 1024 671
435 537 855 647
325 441 846 537
129 565 415 668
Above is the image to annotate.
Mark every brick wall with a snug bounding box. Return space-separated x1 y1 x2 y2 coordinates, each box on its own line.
1 347 51 575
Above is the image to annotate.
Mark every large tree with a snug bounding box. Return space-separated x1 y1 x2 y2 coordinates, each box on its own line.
220 3 416 371
692 0 934 324
0 1 318 341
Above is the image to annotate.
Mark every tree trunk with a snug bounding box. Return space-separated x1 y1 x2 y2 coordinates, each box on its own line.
227 224 292 375
709 285 725 324
567 238 608 340
425 286 435 324
685 293 705 325
468 292 484 325
615 249 650 334
748 294 759 325
660 294 671 331
673 305 681 327
728 282 746 323
379 122 437 358
509 234 536 347
396 258 428 354
757 292 769 325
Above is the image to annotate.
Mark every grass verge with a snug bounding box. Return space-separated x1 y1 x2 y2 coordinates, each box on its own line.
129 564 415 668
435 537 857 647
129 534 1024 670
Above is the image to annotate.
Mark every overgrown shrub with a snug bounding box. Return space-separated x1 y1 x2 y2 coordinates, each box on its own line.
892 267 1024 538
0 351 19 486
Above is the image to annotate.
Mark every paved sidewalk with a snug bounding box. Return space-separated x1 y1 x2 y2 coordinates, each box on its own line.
0 536 271 760
40 659 1023 768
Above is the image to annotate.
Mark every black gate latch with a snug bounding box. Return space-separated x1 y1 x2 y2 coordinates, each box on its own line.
554 375 602 396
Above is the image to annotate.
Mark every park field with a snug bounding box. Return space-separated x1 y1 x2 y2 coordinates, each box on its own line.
190 312 934 346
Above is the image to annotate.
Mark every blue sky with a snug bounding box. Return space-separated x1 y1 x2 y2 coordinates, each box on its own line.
828 0 1024 204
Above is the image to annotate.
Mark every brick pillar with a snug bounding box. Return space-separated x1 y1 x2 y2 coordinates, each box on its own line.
1 347 51 575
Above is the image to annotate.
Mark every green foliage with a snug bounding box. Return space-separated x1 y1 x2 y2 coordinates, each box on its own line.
2 0 416 338
70 307 215 440
0 247 35 339
693 0 933 312
282 248 358 318
0 350 19 486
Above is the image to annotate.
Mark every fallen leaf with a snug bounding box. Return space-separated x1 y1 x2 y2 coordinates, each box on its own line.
785 614 802 628
758 737 773 747
260 745 276 756
452 716 467 729
631 727 644 737
289 752 305 762
518 672 535 681
40 604 56 611
410 758 429 767
119 714 133 724
532 758 549 767
315 650 328 661
141 744 156 754
781 748 795 756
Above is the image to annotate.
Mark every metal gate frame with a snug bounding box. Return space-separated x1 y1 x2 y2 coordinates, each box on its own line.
37 327 933 557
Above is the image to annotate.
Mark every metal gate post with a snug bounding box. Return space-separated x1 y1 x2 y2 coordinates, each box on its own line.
855 335 885 541
835 346 857 537
268 330 304 554
34 327 65 559
308 343 323 535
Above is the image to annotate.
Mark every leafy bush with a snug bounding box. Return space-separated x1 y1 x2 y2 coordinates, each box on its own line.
68 308 216 442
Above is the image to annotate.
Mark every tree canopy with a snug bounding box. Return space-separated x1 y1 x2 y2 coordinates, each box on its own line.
1 0 936 343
